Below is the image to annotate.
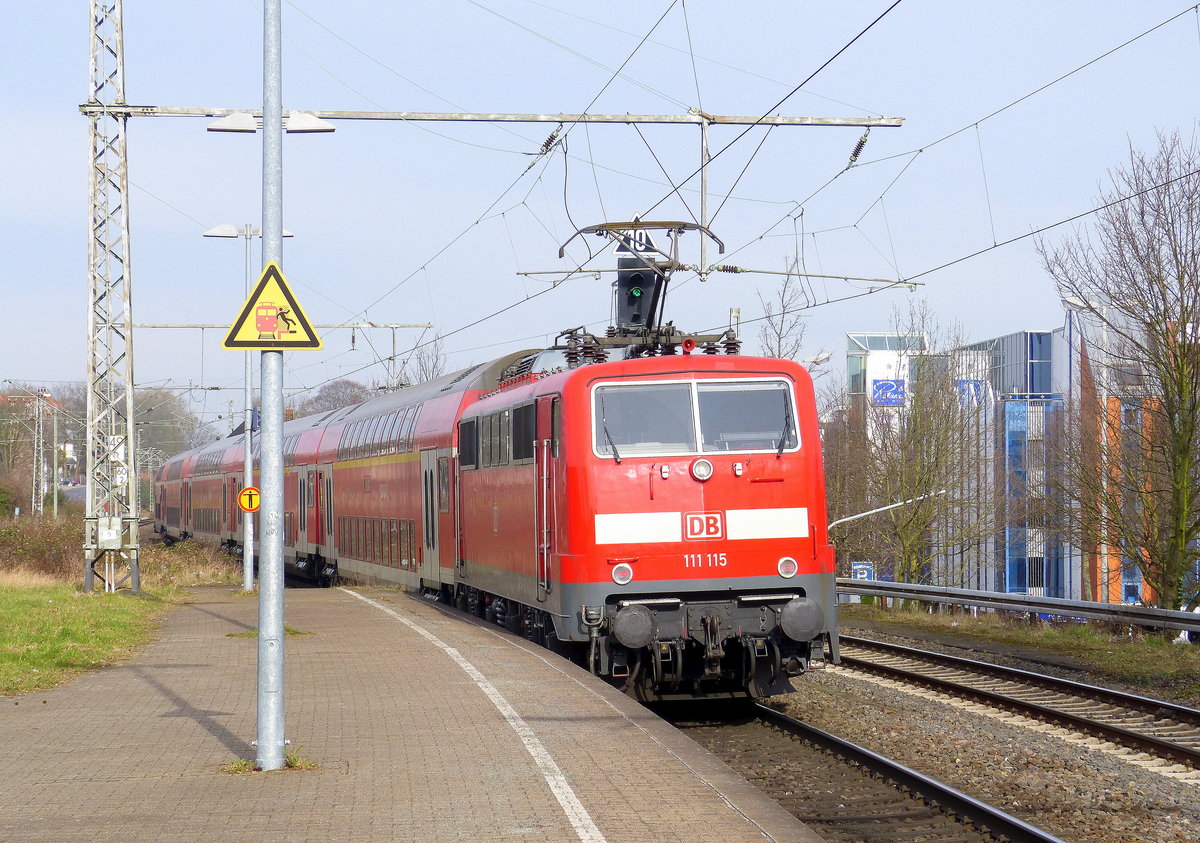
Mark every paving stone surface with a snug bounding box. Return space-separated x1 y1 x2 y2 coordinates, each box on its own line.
0 586 818 842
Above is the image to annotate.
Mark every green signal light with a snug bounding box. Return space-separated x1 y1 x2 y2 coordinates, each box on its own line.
630 287 643 297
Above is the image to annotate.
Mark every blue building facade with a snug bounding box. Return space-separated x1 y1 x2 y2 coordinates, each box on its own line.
963 330 1074 598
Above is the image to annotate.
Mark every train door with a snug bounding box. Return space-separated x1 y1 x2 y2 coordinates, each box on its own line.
534 396 559 601
308 469 325 550
419 449 440 586
227 477 238 534
323 469 334 557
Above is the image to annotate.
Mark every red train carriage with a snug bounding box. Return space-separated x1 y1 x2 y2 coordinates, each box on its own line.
154 348 835 700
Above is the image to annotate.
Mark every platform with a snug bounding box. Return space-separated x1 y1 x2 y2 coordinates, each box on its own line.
0 585 818 841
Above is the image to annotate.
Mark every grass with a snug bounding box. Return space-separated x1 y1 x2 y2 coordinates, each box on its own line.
219 747 318 774
0 579 168 696
0 518 243 697
839 602 1200 704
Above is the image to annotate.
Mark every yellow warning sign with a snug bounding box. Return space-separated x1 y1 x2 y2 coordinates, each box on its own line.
238 486 262 513
223 263 322 350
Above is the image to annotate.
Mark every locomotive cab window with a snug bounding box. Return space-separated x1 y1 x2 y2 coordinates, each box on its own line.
593 378 799 457
697 381 798 452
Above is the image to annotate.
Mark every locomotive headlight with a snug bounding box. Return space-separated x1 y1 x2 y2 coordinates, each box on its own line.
690 458 714 482
777 556 798 578
612 562 634 585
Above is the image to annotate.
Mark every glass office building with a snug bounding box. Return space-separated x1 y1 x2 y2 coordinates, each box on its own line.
846 329 1078 597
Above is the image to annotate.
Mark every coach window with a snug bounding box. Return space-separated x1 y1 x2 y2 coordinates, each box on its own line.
481 414 494 467
356 419 370 459
438 457 450 512
512 403 534 463
404 406 422 451
458 418 478 469
373 415 388 456
398 520 408 569
384 411 401 455
392 408 409 453
364 416 379 457
348 420 361 459
499 410 511 465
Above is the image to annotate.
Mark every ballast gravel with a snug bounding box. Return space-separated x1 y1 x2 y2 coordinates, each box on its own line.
777 665 1200 843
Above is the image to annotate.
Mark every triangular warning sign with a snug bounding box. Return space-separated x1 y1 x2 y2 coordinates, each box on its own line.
612 213 659 255
223 263 322 350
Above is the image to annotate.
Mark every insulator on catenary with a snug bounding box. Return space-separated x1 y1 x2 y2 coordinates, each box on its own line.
846 129 870 168
714 265 743 274
539 126 562 155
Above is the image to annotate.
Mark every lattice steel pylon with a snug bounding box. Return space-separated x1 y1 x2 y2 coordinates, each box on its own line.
31 394 45 516
85 0 140 592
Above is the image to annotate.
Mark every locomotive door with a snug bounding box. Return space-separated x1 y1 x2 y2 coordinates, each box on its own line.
534 396 558 601
419 449 440 585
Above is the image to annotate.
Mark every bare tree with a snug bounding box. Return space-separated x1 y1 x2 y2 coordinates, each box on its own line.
290 379 373 419
133 388 214 453
829 303 994 585
1040 131 1200 612
403 334 448 384
756 262 810 361
818 383 874 575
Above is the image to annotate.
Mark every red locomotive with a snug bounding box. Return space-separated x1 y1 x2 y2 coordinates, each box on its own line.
155 224 838 699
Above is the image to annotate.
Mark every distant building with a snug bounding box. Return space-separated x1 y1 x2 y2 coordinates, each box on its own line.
843 328 1080 598
960 330 1074 598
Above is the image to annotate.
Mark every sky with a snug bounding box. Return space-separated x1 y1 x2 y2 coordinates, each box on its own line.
5 1 1200 432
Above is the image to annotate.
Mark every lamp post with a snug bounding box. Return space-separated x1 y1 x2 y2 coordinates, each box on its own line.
203 223 292 591
801 352 833 380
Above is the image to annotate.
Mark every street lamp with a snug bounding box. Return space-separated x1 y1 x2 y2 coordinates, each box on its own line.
203 223 293 591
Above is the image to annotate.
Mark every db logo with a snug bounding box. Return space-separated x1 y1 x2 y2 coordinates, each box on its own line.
684 511 724 540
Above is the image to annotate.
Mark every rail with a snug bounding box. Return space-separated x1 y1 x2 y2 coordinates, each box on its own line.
837 637 1200 769
753 704 1066 843
836 578 1200 633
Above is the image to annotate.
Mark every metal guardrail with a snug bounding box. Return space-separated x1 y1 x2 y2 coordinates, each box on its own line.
836 578 1200 633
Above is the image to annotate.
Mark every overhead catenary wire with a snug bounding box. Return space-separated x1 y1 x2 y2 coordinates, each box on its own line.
716 3 1200 277
639 0 905 219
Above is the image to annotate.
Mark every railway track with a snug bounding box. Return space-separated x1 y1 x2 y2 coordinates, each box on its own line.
839 635 1200 775
667 702 1062 842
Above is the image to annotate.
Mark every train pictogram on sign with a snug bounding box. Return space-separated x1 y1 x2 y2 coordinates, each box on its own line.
238 486 262 513
223 262 321 350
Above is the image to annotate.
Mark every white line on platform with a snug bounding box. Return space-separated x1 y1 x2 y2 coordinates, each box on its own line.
338 587 607 843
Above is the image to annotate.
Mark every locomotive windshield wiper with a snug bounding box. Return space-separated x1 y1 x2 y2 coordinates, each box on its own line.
600 393 621 463
776 396 792 459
